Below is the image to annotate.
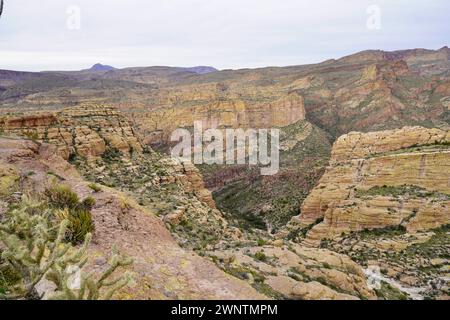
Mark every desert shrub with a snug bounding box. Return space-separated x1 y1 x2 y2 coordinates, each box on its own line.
257 238 267 246
118 196 132 210
254 251 267 262
45 185 79 210
88 183 102 193
0 165 20 201
55 208 95 245
0 261 21 297
0 197 132 300
23 130 39 141
374 281 409 300
45 185 95 244
102 147 121 161
81 196 96 210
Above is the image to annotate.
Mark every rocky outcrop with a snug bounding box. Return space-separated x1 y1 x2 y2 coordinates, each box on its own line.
211 243 375 300
0 104 142 160
359 61 409 83
287 126 450 243
175 161 216 209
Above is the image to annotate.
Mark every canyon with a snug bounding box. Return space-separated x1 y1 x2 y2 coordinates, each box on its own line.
1 47 449 300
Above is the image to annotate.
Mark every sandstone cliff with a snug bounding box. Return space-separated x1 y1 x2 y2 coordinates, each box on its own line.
287 126 450 243
0 104 142 160
141 91 306 148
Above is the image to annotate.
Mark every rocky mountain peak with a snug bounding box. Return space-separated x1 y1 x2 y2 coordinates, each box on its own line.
87 63 117 72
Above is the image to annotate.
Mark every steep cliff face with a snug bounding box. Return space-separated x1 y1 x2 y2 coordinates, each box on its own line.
141 91 306 148
287 126 450 242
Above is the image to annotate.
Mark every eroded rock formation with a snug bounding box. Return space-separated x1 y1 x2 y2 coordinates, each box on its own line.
141 91 306 148
0 104 142 160
287 126 450 243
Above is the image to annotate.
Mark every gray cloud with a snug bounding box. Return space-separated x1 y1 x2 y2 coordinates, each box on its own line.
0 0 448 71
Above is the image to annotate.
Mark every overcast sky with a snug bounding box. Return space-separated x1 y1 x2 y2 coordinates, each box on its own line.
0 0 449 71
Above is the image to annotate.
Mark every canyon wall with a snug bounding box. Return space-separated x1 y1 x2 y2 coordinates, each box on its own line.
287 126 450 243
139 92 306 147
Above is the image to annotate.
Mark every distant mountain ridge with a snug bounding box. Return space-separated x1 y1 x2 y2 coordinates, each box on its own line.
183 66 218 74
80 64 217 74
84 63 117 72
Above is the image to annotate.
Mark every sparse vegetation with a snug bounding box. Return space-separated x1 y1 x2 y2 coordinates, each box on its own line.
257 238 267 246
356 185 450 200
45 184 80 210
375 281 409 300
221 264 285 299
0 197 132 300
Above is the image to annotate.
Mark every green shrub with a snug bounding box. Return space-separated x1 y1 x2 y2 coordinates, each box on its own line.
45 184 80 210
374 281 409 300
45 185 95 245
88 183 102 193
81 196 96 210
56 208 95 245
254 251 267 262
102 147 122 161
257 238 267 246
23 130 39 141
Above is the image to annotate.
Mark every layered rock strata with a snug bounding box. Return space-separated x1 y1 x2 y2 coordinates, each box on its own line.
287 126 450 242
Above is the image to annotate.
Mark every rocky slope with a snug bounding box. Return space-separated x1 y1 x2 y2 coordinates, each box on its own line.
210 120 331 232
0 105 376 300
0 105 229 250
286 126 450 243
209 242 375 300
280 126 450 300
0 136 264 299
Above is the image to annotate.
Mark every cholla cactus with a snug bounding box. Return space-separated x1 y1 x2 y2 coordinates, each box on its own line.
0 197 133 300
46 245 133 300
